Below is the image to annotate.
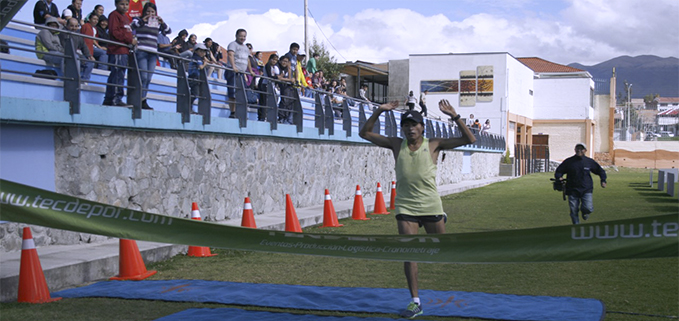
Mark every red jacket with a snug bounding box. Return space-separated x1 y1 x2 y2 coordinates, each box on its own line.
107 9 134 55
80 22 95 55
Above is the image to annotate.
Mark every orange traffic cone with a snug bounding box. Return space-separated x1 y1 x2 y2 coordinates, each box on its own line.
373 182 389 214
241 197 257 228
321 189 343 228
352 185 369 220
110 239 157 280
187 203 218 257
17 227 61 303
285 194 303 232
389 181 396 210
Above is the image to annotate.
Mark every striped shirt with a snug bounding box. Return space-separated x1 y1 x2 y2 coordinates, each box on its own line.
131 17 170 53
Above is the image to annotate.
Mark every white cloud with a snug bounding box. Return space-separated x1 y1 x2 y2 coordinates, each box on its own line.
562 0 679 60
163 0 678 66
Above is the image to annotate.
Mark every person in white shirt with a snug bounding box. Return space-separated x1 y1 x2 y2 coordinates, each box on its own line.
419 90 428 117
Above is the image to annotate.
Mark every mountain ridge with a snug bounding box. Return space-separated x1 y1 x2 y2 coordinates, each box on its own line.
568 55 678 99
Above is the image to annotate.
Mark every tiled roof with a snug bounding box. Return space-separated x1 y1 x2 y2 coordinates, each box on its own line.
656 97 679 104
658 107 679 116
517 57 584 73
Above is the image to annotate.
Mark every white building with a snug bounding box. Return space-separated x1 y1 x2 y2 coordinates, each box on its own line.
392 53 598 161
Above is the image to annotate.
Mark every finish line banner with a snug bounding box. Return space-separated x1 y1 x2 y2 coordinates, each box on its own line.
1 179 677 263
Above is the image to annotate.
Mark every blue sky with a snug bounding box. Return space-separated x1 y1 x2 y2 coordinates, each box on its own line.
12 0 679 65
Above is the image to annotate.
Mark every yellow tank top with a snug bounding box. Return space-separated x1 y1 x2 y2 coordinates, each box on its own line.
395 138 444 216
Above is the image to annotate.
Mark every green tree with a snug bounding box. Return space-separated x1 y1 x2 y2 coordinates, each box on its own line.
643 93 659 109
309 37 341 81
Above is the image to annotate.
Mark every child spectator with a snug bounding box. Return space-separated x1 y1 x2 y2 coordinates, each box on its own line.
276 55 295 124
295 53 311 97
258 53 279 121
103 0 137 107
283 42 299 79
188 43 209 114
306 52 319 75
131 1 170 110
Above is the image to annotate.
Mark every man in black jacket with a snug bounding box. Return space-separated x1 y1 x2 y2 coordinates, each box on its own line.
555 143 607 224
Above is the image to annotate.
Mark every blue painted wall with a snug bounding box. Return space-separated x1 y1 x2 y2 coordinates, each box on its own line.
0 123 56 191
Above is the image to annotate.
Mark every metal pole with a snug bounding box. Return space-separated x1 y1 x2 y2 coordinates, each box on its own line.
304 0 309 57
627 83 632 137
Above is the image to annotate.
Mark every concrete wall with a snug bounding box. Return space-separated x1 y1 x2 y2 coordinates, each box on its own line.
614 141 679 168
406 53 521 138
388 59 409 102
533 77 594 120
0 126 501 252
594 94 612 153
505 57 535 120
531 122 586 161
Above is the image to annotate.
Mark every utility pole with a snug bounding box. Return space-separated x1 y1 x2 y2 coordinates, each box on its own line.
304 0 309 57
627 83 632 139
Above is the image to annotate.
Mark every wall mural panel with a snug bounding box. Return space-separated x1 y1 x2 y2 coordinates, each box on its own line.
477 65 494 102
417 65 494 107
459 70 477 107
420 80 459 94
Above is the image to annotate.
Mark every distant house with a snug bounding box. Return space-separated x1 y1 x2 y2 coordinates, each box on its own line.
656 98 679 134
655 97 679 112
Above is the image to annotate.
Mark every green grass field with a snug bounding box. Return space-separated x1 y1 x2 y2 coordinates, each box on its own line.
1 168 677 320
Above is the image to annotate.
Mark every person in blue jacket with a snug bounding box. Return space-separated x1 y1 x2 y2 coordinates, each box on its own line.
554 143 607 224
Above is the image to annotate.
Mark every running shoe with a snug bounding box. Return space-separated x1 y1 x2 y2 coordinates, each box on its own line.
399 302 423 319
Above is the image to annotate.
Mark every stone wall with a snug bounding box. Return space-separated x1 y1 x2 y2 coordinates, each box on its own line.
0 127 501 252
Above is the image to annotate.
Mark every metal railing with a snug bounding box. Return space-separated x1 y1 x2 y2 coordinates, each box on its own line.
0 20 506 151
514 144 550 176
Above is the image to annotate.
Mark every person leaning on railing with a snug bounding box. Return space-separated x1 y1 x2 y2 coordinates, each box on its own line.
131 1 170 110
103 0 137 107
276 55 295 124
258 53 279 121
187 43 210 114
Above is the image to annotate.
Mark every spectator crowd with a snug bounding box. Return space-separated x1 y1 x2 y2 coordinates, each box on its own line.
31 0 373 120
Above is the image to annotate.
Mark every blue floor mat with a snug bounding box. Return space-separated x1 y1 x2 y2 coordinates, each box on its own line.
155 308 406 321
54 279 605 321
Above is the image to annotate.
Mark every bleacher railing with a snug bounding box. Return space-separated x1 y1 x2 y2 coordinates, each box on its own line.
0 20 505 152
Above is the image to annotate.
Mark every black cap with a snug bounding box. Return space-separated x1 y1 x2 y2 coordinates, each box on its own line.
401 111 424 125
